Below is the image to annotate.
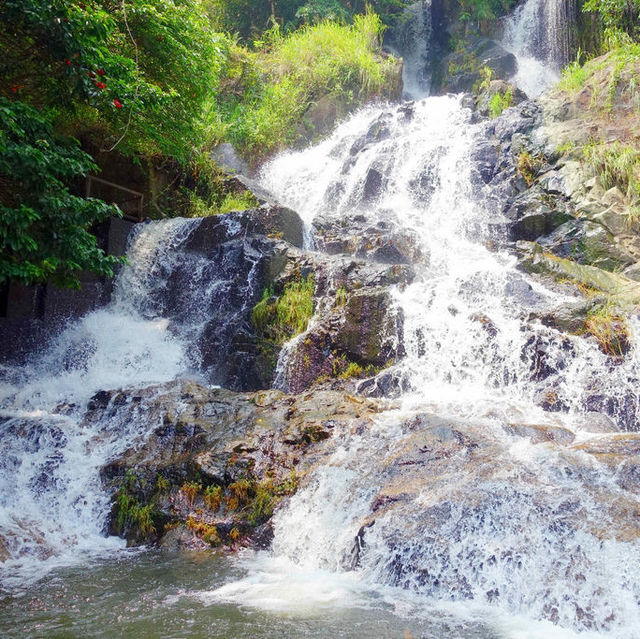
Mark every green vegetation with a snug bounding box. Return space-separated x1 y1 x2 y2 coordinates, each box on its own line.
203 484 223 510
582 304 630 357
517 151 544 187
458 0 513 24
252 274 315 344
488 87 513 118
582 0 640 41
584 142 640 205
213 11 400 162
559 57 591 94
1 1 398 289
0 99 124 287
206 0 410 40
335 286 348 306
113 472 158 539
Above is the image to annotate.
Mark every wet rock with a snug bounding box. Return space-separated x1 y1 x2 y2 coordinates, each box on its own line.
335 288 401 366
313 212 424 265
436 38 517 93
97 380 387 549
159 524 210 552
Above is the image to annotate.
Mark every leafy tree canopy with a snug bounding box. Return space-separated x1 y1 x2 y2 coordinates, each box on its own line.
0 99 123 287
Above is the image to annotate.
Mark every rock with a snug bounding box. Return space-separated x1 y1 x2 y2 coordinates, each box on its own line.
339 410 640 630
159 525 210 552
517 241 640 306
335 288 402 366
475 80 527 117
98 381 388 549
436 38 517 94
210 143 249 175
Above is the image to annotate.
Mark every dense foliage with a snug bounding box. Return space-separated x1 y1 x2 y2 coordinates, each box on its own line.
583 0 640 40
1 0 227 160
206 0 409 39
0 99 122 287
210 11 399 162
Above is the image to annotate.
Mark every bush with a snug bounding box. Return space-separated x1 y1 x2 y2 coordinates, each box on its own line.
214 11 399 161
488 87 513 117
252 275 315 344
0 99 124 287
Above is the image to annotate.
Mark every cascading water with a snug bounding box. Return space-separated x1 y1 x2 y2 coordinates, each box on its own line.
230 96 640 636
387 0 433 99
0 215 268 588
2 11 640 638
502 0 577 96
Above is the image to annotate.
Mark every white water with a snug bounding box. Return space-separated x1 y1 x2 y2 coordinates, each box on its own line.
502 0 576 96
239 96 640 636
0 219 206 587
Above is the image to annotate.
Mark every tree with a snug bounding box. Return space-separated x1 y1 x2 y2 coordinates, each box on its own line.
0 99 123 288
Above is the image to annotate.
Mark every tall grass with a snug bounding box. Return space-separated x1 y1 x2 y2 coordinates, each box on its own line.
585 142 640 201
209 11 399 162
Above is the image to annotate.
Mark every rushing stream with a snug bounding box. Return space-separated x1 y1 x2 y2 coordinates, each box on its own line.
2 3 640 638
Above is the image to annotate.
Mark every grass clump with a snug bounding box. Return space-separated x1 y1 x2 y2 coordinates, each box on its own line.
212 11 400 162
488 87 513 118
204 485 224 510
114 479 157 539
181 481 202 506
252 275 315 344
186 517 221 546
559 57 590 94
517 151 544 187
335 286 348 307
584 142 640 205
582 304 630 357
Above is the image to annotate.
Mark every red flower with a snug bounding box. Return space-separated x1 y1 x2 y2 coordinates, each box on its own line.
87 71 94 78
113 99 123 108
11 87 17 93
97 69 105 76
64 59 72 66
95 81 106 89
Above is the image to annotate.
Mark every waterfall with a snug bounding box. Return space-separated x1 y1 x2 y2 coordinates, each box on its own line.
0 215 269 587
502 0 578 96
216 96 640 635
387 0 433 99
4 6 640 634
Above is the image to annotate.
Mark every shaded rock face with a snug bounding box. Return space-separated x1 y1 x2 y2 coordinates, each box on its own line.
435 38 517 94
267 248 412 395
150 211 290 391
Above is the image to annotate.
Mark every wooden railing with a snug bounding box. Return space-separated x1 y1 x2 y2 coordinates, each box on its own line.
86 176 144 222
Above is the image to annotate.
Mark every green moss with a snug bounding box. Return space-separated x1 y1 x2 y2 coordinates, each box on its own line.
252 275 315 344
113 477 157 539
156 474 171 493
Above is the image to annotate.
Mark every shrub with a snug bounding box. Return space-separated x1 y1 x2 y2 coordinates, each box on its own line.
488 87 513 118
252 274 315 343
0 99 124 287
